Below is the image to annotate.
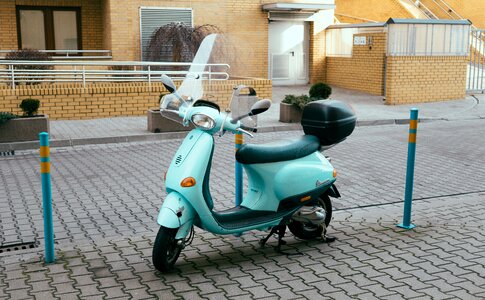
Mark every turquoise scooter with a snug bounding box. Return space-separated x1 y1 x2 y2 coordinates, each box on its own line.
152 34 356 272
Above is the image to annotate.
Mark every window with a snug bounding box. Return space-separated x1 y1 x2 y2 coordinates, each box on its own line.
139 7 193 61
17 6 81 51
325 28 358 57
387 23 469 56
325 26 385 57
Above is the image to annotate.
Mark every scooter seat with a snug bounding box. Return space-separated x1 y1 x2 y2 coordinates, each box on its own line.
236 135 320 164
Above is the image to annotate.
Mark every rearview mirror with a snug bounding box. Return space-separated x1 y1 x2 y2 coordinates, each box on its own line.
249 99 271 116
231 99 271 123
160 74 176 93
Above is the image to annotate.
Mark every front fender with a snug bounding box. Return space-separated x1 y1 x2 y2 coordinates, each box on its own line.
325 184 341 198
157 192 196 229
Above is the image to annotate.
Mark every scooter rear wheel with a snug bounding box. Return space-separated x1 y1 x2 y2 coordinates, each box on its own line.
288 195 332 240
152 226 182 272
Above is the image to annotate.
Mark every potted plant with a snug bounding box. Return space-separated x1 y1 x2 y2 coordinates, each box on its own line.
279 94 311 123
0 98 49 143
309 82 332 100
279 83 332 123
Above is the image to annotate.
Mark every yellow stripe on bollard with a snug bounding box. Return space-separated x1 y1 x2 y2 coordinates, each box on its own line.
40 146 50 158
409 120 418 130
408 133 416 144
40 162 50 174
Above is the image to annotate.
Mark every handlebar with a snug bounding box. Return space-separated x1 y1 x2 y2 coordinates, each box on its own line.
235 127 255 138
239 125 257 133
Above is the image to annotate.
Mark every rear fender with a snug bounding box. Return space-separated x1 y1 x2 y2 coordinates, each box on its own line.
157 192 195 239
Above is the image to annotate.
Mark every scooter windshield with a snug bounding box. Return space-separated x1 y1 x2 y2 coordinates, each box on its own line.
160 34 218 124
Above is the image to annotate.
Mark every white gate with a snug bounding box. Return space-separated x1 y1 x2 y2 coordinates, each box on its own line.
268 21 309 85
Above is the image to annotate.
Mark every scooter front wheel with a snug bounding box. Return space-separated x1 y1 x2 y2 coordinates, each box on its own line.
152 226 183 272
288 195 332 240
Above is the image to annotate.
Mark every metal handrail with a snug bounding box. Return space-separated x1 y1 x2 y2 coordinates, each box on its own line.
0 49 112 60
0 61 230 89
429 0 478 31
412 1 439 19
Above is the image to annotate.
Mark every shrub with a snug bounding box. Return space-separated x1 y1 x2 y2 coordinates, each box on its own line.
282 94 312 110
0 112 19 125
5 49 53 85
145 23 220 63
309 82 332 99
19 98 40 117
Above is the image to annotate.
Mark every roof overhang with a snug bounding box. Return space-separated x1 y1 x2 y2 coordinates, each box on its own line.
386 18 472 25
262 3 335 12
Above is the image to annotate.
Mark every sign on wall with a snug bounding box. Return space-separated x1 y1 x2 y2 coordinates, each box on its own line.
353 36 367 45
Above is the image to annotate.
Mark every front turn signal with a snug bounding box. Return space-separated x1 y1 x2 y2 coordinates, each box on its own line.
181 177 196 187
333 169 337 178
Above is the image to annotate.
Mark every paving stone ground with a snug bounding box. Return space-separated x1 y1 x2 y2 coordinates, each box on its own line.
1 193 484 299
1 118 485 299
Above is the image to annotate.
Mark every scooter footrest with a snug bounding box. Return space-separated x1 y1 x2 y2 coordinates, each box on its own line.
214 206 297 230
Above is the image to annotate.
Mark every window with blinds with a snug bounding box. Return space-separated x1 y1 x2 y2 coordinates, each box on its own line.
139 7 193 61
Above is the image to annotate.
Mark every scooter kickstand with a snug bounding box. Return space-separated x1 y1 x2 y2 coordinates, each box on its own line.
259 226 278 247
321 229 337 243
275 225 287 253
259 225 301 256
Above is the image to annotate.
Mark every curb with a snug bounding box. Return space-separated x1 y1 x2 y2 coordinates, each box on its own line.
0 116 481 152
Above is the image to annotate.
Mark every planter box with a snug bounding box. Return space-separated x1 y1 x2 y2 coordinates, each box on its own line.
0 115 49 143
279 103 302 123
147 109 193 133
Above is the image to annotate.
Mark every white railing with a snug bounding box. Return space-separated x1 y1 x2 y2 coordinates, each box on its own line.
0 60 230 89
0 50 112 60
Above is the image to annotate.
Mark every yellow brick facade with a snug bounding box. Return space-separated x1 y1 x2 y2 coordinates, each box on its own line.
334 0 413 23
385 56 467 105
309 23 327 84
1 0 331 80
326 33 387 95
422 0 485 28
104 0 269 79
0 79 272 120
335 0 485 29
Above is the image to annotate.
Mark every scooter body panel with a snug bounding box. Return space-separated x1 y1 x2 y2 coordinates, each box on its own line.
160 129 336 236
164 129 214 228
157 191 195 231
160 129 303 235
241 151 335 211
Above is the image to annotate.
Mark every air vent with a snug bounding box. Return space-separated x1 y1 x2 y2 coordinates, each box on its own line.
0 241 38 254
0 150 15 156
175 155 183 165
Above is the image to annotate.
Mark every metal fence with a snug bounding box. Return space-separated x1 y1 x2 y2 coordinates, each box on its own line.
0 50 112 60
0 60 230 89
467 30 485 93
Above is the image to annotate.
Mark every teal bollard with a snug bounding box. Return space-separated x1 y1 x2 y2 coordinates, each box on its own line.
397 109 418 230
235 133 243 206
40 132 55 263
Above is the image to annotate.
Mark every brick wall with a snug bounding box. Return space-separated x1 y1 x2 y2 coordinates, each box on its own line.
385 56 467 105
426 0 485 28
326 32 387 95
309 23 326 84
0 79 272 120
0 1 17 50
105 0 269 79
0 0 104 51
334 0 412 22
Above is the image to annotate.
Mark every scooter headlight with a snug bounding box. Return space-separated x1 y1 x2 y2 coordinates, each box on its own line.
191 113 215 130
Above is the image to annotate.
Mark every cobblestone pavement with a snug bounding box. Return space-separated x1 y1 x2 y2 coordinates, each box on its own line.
1 192 484 299
1 119 485 298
